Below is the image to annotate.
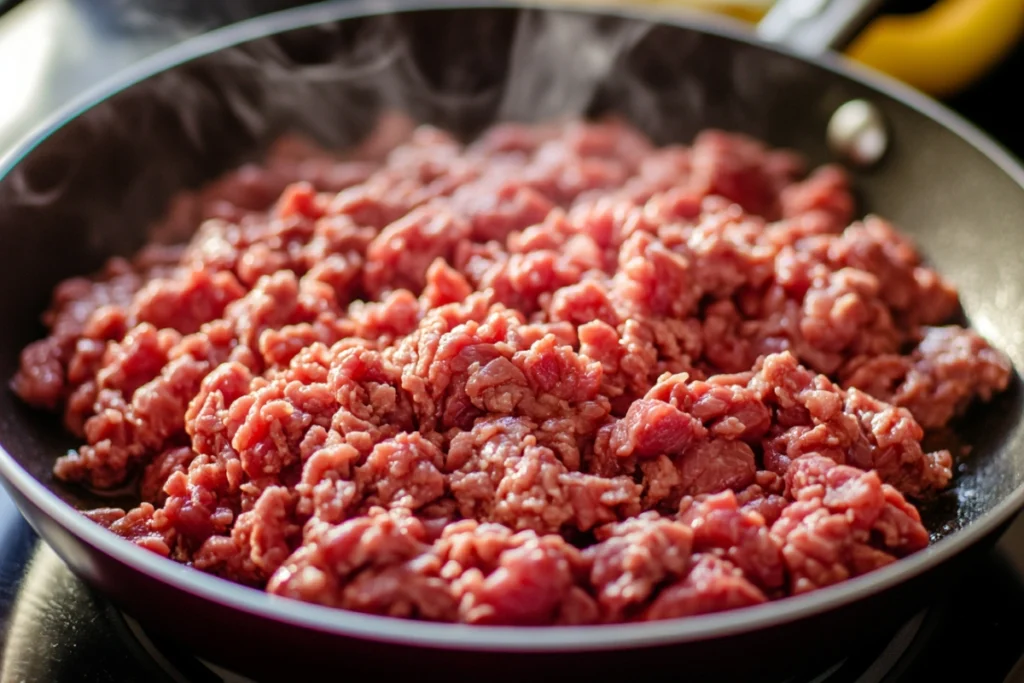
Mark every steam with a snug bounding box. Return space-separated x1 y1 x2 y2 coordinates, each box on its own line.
1 2 783 212
497 10 652 122
117 2 681 148
184 7 664 145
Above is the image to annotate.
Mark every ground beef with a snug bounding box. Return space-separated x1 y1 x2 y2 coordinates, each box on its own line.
11 117 1012 625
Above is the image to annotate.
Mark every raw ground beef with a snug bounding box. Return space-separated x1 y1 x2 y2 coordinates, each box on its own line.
11 116 1012 625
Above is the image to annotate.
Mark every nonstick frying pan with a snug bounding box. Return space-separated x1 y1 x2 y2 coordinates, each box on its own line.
1 1 1023 681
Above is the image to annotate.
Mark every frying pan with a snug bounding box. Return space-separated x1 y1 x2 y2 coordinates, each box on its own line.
1 0 1023 680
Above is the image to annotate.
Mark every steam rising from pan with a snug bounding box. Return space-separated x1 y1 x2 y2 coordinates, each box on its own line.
3 6 669 207
1 1 821 274
497 11 652 122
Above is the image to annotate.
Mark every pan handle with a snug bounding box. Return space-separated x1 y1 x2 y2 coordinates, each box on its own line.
756 0 887 55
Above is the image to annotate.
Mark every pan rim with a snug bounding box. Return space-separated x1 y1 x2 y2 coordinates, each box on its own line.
1 0 1023 653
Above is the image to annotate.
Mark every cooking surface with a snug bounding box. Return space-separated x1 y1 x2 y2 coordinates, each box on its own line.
1 0 1023 681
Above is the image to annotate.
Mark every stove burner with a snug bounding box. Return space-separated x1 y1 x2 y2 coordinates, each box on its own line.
801 610 928 683
200 660 259 683
120 608 929 683
122 614 255 683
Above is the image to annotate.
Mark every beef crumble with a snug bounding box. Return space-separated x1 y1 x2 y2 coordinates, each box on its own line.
11 118 1011 625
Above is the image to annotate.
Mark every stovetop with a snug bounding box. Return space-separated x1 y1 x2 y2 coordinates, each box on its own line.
1 1 1024 681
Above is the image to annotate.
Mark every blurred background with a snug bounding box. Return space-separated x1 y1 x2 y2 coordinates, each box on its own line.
0 0 1022 155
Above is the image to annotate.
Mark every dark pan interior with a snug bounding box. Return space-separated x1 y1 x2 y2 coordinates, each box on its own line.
1 4 1023 543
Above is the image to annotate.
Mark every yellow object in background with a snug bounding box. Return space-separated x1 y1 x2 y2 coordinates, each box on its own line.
615 0 770 22
566 0 1024 98
848 0 1024 98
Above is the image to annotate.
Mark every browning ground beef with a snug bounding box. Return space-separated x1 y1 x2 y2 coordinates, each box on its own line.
11 117 1012 625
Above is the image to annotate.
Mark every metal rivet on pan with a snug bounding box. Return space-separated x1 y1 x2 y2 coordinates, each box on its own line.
827 99 889 168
